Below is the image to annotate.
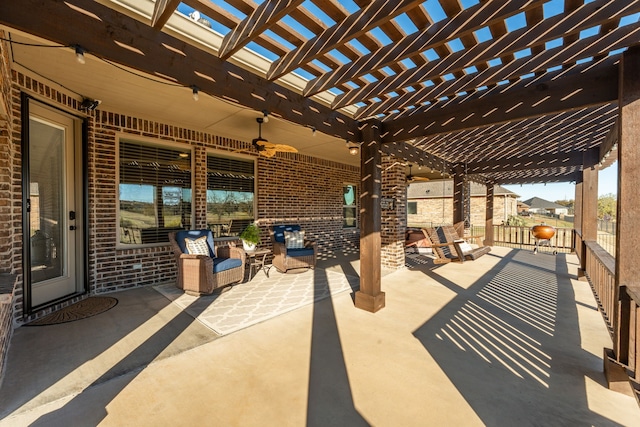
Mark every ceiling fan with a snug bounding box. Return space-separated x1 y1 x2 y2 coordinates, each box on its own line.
252 117 298 157
406 164 430 183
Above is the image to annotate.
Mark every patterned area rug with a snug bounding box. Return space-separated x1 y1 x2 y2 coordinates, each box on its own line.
154 269 358 335
27 297 118 326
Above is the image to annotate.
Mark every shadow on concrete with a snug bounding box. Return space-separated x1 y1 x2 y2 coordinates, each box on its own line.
0 286 217 419
412 250 623 426
21 287 216 426
306 265 369 426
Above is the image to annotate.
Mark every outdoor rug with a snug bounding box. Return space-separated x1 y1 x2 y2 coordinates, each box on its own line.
154 268 358 335
26 296 118 326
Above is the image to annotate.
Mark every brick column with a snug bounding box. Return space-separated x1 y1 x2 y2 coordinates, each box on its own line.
356 120 385 313
381 155 406 270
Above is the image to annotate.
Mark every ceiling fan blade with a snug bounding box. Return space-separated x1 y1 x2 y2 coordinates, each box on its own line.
272 144 298 153
261 148 277 157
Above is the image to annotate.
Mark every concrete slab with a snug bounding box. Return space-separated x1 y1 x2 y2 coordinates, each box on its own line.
1 247 639 426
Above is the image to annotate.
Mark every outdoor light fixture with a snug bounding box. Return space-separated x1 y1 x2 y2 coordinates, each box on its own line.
79 98 101 111
311 126 316 137
75 45 86 64
191 86 199 101
262 110 269 123
346 141 359 156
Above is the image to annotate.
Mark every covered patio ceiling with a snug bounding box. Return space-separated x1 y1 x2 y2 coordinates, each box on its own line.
1 0 638 183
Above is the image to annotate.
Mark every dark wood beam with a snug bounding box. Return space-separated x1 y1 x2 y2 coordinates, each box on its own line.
379 141 451 175
303 0 547 97
0 0 360 141
218 0 304 60
599 119 619 163
151 0 180 29
266 0 424 80
381 61 618 143
489 171 582 185
467 152 585 174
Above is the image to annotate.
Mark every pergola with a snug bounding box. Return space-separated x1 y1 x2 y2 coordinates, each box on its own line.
1 0 639 398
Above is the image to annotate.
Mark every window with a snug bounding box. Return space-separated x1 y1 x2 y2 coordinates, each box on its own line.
206 153 255 237
343 184 357 228
408 201 417 215
118 139 192 245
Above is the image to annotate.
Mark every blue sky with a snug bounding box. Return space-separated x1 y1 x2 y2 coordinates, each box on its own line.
503 161 617 202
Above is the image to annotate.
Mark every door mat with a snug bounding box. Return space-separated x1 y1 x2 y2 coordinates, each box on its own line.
26 296 118 326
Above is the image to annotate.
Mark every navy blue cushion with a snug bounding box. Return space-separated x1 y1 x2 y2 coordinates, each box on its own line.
273 224 301 243
287 247 315 257
213 257 242 273
175 230 215 258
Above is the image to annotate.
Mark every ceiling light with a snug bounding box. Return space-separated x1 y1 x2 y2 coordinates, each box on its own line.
75 45 86 64
191 86 199 101
346 141 359 156
312 127 316 137
262 110 269 123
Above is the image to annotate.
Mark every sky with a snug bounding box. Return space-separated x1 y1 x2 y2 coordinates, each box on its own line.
503 161 617 202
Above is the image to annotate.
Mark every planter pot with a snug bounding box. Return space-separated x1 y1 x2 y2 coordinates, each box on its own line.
242 241 256 251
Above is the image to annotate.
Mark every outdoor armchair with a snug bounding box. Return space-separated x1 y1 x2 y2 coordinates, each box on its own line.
169 230 246 295
270 224 317 273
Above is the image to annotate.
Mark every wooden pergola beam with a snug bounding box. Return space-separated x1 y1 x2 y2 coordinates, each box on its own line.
0 0 360 141
218 0 304 60
151 0 181 29
380 141 451 175
381 61 618 143
266 0 424 80
489 171 582 185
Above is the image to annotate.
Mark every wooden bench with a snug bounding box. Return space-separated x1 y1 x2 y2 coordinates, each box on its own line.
423 226 491 264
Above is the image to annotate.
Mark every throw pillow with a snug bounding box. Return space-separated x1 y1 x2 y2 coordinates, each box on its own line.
457 241 473 254
185 236 210 256
284 230 305 249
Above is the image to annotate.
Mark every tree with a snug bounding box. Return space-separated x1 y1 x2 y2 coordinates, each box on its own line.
555 199 574 209
597 193 617 220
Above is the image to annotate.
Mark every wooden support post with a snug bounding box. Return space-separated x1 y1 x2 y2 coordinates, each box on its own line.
610 45 640 387
574 179 583 259
356 120 385 313
452 165 465 237
578 149 599 279
484 184 495 246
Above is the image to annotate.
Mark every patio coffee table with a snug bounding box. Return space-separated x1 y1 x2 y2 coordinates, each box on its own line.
245 248 271 280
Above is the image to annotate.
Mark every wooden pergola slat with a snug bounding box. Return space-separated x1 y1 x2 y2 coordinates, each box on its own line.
151 0 181 29
342 0 640 113
266 0 425 80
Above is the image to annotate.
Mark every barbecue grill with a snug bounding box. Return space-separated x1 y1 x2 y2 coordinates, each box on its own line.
531 224 557 255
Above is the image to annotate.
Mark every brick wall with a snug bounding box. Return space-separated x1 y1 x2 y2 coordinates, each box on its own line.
0 34 15 387
7 70 361 323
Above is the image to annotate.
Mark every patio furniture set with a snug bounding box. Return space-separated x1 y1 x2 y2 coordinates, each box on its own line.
405 225 492 264
168 224 317 296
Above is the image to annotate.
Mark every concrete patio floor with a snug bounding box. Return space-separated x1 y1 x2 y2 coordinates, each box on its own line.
1 246 639 426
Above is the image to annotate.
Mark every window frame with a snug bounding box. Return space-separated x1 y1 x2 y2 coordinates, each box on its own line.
343 183 358 229
205 149 257 238
407 201 418 215
116 134 194 249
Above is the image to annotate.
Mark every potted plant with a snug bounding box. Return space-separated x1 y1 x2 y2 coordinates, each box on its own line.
239 222 261 251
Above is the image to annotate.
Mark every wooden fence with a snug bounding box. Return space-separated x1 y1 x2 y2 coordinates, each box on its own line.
490 225 574 253
583 239 639 400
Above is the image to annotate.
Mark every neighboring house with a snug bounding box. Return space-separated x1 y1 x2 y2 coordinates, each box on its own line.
407 180 519 226
522 197 569 216
517 201 531 214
